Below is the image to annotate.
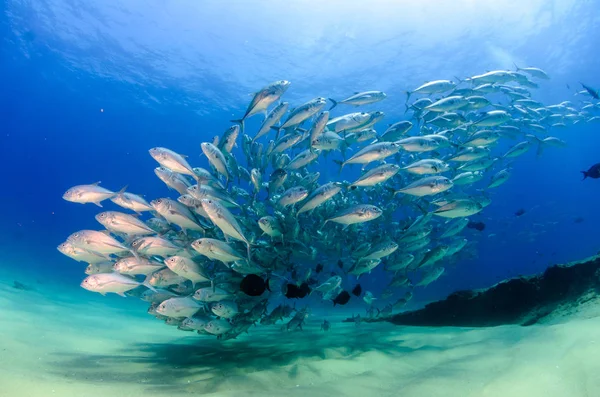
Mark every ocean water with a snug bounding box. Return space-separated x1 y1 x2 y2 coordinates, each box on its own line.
2 1 600 396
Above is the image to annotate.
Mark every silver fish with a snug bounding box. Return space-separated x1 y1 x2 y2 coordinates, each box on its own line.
63 182 124 207
323 204 382 227
231 80 291 132
329 91 386 110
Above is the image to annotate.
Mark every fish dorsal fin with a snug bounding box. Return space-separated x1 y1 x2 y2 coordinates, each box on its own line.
212 136 219 146
354 91 360 94
92 181 101 186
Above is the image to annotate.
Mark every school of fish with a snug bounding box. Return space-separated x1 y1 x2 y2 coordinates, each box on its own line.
59 67 599 339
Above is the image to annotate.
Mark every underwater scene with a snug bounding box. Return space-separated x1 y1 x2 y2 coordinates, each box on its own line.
2 1 600 396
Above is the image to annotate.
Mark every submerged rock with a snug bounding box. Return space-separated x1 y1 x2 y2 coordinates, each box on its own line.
349 254 600 327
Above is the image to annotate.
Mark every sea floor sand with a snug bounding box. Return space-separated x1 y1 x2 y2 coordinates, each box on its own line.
2 279 600 397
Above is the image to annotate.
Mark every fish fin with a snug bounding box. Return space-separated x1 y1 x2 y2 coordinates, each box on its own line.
116 292 126 297
91 181 101 186
142 278 157 292
328 98 338 110
513 62 520 71
405 91 411 102
116 185 128 196
230 119 245 134
332 159 344 175
93 202 104 208
581 171 588 180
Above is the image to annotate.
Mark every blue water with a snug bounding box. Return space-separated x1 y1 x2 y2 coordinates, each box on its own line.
1 0 600 310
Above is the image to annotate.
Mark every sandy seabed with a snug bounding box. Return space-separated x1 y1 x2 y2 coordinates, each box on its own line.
2 278 600 397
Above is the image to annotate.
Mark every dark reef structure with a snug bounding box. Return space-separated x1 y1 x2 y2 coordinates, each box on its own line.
351 255 600 327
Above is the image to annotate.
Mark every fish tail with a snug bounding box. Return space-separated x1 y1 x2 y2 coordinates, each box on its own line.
513 62 520 71
581 171 588 180
328 98 338 111
333 159 344 175
231 119 245 134
269 126 281 141
404 102 410 114
246 243 252 262
141 277 157 293
405 91 411 102
454 76 464 84
113 184 128 199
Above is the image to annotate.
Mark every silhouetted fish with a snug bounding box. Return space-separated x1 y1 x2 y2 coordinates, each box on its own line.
285 282 311 299
337 259 344 269
315 263 324 273
581 163 600 180
467 221 486 231
240 274 270 297
12 281 35 291
351 284 362 296
333 290 351 306
515 208 526 216
580 82 600 99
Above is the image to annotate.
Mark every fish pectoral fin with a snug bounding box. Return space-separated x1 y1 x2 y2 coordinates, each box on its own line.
94 202 104 208
116 292 127 297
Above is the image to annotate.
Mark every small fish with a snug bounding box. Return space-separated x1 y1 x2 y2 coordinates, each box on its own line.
515 208 526 216
231 80 291 132
95 211 155 236
329 91 387 110
156 297 202 318
253 102 289 143
81 273 155 297
466 220 486 231
211 300 239 319
201 198 251 258
351 284 362 296
406 80 456 101
395 176 453 197
149 147 196 180
63 183 125 207
284 282 311 299
332 290 351 306
204 319 233 335
581 163 600 180
363 291 376 305
314 275 342 293
240 274 270 297
323 204 383 227
580 82 599 100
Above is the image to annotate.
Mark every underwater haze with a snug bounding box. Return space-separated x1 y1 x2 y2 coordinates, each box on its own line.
2 1 600 396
